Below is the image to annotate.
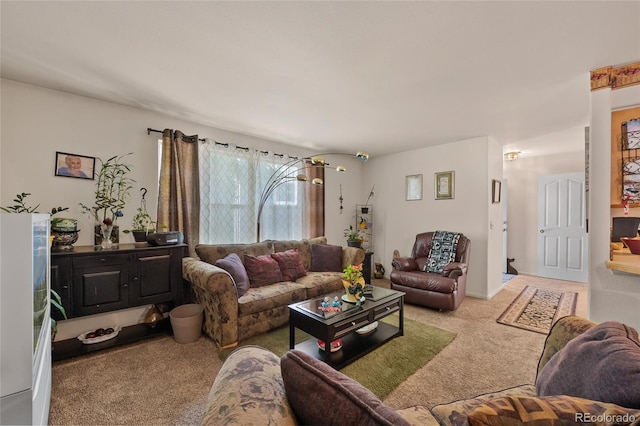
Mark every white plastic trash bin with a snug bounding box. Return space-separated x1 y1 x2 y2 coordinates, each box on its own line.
170 304 204 343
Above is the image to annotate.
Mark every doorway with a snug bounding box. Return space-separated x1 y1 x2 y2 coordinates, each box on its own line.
537 172 588 283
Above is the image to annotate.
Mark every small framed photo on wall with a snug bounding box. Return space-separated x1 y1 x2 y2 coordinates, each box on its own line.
435 171 454 200
406 174 423 201
54 151 95 180
492 179 502 203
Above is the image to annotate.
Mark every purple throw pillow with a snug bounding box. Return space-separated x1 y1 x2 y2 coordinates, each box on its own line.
244 254 284 288
214 253 250 297
310 244 343 272
536 321 640 409
271 249 307 282
281 350 410 426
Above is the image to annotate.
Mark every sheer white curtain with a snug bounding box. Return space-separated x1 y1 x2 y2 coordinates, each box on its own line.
199 140 305 243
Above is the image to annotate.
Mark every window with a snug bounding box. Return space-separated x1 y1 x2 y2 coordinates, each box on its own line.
198 141 305 243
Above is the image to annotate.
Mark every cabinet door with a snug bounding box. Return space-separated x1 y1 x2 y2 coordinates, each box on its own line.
130 249 177 306
72 254 129 316
51 256 72 319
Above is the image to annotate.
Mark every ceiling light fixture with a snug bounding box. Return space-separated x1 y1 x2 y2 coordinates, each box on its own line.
504 151 520 161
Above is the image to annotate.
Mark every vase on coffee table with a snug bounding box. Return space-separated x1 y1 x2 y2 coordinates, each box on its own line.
342 278 365 304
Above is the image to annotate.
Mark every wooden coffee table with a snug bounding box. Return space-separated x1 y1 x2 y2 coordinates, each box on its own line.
288 286 404 369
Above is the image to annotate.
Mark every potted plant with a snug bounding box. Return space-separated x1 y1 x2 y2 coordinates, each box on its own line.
342 263 365 305
359 217 368 229
1 193 77 248
80 153 135 248
1 192 68 216
344 225 363 248
123 188 156 244
51 288 67 340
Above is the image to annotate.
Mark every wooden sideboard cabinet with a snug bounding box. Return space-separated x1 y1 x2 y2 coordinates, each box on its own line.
51 243 187 320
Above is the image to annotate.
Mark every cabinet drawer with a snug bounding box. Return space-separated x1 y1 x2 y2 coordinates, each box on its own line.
334 311 371 338
374 299 401 319
73 254 129 268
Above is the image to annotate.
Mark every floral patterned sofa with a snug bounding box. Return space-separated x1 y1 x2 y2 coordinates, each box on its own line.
200 316 640 425
183 237 364 348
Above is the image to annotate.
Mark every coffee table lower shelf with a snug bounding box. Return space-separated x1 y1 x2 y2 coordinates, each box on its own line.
293 321 400 370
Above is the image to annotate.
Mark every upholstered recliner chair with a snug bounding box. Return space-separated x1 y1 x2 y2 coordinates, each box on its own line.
390 231 470 311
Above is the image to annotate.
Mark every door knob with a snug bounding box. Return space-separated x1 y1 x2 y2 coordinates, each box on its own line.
540 230 545 233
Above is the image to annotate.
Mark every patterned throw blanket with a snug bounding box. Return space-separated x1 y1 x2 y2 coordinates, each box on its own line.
425 230 462 274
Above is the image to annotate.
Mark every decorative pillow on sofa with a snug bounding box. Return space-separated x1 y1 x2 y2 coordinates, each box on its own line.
467 395 640 426
280 350 410 426
214 253 250 297
310 243 343 272
271 249 307 282
244 254 284 288
536 321 640 409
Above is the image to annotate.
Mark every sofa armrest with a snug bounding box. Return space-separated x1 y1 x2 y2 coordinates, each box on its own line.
201 345 297 426
442 262 467 278
182 257 240 347
536 315 597 377
392 257 419 271
341 246 365 270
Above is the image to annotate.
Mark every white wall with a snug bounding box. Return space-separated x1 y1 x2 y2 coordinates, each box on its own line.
503 129 586 275
589 84 640 331
364 136 502 299
0 79 364 247
487 137 504 298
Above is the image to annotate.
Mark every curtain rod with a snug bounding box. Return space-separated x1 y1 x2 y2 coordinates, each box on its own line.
146 127 299 159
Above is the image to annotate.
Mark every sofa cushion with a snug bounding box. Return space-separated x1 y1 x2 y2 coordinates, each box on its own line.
467 395 640 426
238 282 307 316
310 243 343 272
431 384 536 426
294 272 344 298
271 249 307 282
272 239 313 271
196 241 272 265
214 253 250 297
281 350 410 426
244 254 284 287
536 321 640 409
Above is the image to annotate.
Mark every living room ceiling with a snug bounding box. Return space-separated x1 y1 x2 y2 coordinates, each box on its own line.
1 1 638 158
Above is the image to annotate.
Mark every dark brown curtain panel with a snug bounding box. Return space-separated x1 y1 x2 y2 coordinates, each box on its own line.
157 129 200 256
305 160 325 238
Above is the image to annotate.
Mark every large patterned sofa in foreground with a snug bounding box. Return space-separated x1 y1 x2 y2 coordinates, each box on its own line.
201 316 640 425
183 237 364 348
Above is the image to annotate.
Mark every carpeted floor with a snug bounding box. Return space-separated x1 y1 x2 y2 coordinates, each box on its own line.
49 274 587 425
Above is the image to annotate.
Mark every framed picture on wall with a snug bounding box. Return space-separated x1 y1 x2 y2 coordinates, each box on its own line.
435 171 454 200
405 174 423 201
54 151 95 180
492 179 502 203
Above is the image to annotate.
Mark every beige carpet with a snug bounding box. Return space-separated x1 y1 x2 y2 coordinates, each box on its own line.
496 285 578 334
49 274 587 425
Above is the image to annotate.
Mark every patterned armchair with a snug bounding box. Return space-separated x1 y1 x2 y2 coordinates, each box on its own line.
390 231 470 311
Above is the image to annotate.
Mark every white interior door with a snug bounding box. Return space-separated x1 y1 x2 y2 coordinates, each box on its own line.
537 172 588 283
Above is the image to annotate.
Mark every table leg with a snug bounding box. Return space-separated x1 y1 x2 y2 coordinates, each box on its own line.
289 320 295 349
399 296 404 336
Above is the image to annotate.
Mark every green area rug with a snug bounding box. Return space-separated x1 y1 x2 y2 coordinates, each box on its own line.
220 316 456 399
